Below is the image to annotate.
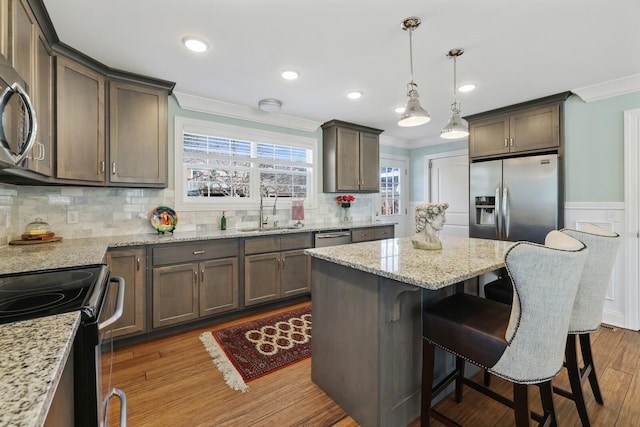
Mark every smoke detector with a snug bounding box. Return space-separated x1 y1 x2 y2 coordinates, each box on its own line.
258 98 282 112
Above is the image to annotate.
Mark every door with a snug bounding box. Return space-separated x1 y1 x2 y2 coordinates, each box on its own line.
376 157 408 237
468 159 502 240
199 258 238 317
105 248 146 338
503 154 558 244
152 263 198 328
280 249 311 297
429 154 470 237
244 252 279 306
359 132 380 191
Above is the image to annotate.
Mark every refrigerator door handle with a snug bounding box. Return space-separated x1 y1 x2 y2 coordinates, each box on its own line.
503 183 510 240
494 184 501 239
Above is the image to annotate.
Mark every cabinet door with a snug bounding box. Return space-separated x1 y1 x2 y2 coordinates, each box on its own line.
28 30 53 176
109 81 168 186
335 127 360 191
359 132 380 191
469 115 510 158
56 56 105 182
0 0 8 59
152 263 198 328
280 249 310 297
244 252 279 306
9 0 36 92
199 257 238 317
510 104 559 153
106 248 146 338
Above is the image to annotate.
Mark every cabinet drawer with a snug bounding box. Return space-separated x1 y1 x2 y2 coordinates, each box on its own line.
244 236 280 255
351 228 375 243
374 226 394 240
280 233 312 251
152 239 238 266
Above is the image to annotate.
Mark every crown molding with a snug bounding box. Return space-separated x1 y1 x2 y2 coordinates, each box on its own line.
173 92 322 133
572 74 640 102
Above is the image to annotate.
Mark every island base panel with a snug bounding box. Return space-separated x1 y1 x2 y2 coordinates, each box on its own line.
311 259 423 427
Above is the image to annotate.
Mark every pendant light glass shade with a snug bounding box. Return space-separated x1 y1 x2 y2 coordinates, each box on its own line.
398 17 430 127
441 48 468 139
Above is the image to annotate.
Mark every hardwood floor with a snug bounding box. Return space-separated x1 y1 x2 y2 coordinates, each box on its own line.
103 303 640 426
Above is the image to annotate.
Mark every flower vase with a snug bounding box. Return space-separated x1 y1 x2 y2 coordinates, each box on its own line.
341 205 350 222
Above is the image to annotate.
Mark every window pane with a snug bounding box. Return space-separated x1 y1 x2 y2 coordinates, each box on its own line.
186 167 250 198
380 166 401 216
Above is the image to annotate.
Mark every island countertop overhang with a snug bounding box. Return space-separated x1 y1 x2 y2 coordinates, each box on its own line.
305 236 514 290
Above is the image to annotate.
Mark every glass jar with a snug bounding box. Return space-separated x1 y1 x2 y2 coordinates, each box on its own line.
25 218 51 235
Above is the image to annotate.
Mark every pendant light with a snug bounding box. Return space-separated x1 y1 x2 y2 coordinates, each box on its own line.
398 17 430 127
441 48 469 139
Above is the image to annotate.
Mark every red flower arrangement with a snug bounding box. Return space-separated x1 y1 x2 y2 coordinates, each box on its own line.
336 194 355 208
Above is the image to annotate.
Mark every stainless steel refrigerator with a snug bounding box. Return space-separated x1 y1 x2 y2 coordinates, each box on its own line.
469 154 561 244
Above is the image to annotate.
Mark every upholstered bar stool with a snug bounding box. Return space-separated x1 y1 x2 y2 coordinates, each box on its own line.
484 224 621 426
421 231 588 427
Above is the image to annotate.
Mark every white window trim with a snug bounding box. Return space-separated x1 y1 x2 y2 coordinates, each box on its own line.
175 116 318 212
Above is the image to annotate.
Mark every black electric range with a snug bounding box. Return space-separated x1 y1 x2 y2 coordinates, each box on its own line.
0 264 109 325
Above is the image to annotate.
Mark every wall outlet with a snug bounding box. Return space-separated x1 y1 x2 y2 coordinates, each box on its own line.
67 211 79 224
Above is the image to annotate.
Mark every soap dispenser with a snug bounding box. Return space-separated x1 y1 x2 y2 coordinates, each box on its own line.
221 211 226 230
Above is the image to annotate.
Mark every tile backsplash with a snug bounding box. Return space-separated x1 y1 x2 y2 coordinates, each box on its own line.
0 184 373 245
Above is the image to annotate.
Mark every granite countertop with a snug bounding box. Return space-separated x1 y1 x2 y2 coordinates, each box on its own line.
0 220 392 427
305 235 514 290
0 312 80 427
0 221 392 276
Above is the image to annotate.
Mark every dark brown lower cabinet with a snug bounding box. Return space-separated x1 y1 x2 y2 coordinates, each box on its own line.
105 248 146 338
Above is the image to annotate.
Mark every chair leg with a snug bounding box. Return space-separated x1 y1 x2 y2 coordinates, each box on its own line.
539 380 558 427
455 356 465 403
512 383 531 427
579 333 604 404
421 339 436 427
566 334 592 427
483 368 492 386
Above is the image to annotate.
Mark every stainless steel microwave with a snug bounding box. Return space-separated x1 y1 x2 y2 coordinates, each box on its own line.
0 54 37 169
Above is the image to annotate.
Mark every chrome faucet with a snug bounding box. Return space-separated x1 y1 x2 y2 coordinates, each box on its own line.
259 186 278 228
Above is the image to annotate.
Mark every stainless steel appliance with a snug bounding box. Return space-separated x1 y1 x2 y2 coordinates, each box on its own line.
0 264 127 426
0 53 37 170
469 154 560 244
314 230 352 247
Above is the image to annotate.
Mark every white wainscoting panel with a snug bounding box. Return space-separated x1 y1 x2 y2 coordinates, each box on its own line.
564 202 630 329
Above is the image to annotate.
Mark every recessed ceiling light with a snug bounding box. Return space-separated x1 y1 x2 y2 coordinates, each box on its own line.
458 83 476 93
394 106 406 114
182 36 208 53
346 91 363 100
281 70 299 80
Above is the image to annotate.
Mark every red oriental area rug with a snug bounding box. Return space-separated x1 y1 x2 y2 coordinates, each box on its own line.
199 304 311 392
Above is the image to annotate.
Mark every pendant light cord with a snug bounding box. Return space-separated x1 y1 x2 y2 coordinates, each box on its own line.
408 28 415 86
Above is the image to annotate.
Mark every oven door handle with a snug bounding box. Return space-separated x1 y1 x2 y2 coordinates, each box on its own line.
98 276 125 333
101 387 127 427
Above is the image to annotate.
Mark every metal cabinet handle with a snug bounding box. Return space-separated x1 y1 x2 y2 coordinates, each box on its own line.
193 250 205 255
101 387 127 427
98 276 125 333
509 137 514 147
504 138 508 148
201 269 204 282
112 162 117 175
194 271 198 283
281 257 285 269
100 161 105 173
136 257 140 271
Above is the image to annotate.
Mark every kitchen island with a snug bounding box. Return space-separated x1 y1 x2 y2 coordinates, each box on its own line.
305 236 512 427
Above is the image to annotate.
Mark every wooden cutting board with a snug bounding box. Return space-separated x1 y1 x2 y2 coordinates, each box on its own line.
9 236 63 245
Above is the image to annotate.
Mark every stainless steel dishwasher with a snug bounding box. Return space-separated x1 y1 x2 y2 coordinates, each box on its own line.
314 230 352 247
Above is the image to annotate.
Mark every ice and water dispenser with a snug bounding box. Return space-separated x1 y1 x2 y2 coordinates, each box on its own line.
474 196 495 226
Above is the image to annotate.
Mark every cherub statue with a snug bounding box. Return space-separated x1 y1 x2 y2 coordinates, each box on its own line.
411 202 449 250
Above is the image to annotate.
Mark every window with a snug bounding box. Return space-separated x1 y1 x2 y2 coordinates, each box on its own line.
175 117 316 210
379 166 401 216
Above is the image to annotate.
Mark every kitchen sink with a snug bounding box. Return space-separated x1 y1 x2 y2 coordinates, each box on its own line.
237 226 301 232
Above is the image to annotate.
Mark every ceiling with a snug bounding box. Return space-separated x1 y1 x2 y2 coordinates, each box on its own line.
42 0 640 146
